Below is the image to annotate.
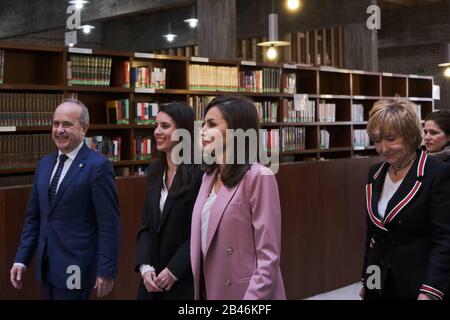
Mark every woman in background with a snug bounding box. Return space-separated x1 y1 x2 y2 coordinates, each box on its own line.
135 102 202 300
424 110 450 163
190 96 286 300
360 99 450 300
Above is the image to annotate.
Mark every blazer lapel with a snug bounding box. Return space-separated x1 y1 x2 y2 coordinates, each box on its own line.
49 144 89 214
383 150 426 225
366 162 389 232
159 193 175 233
204 179 241 256
150 174 163 234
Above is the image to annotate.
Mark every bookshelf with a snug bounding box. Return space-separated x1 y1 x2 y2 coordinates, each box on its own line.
0 42 434 187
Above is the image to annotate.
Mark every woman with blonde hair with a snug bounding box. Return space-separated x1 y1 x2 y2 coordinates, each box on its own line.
360 99 450 300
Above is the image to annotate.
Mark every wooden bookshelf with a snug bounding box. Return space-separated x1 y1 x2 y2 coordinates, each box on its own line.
0 42 434 187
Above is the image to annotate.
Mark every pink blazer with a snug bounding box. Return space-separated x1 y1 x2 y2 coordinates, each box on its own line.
190 163 286 300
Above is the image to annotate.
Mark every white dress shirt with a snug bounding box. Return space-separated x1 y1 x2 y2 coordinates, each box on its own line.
201 188 217 256
378 173 403 219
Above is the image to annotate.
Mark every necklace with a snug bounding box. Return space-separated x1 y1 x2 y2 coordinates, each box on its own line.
390 155 416 175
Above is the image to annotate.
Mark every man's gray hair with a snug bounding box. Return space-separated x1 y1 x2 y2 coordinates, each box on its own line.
59 98 90 126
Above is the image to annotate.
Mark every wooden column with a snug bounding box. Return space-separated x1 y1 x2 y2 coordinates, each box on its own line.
197 0 236 60
343 23 378 71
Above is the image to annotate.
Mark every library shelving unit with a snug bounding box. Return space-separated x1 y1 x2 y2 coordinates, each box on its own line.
0 42 434 187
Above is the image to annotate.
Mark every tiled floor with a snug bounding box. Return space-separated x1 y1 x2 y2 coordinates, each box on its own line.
305 283 362 300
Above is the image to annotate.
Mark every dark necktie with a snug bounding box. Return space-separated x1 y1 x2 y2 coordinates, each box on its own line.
48 154 68 206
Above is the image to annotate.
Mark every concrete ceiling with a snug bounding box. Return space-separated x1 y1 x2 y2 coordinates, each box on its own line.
379 0 447 10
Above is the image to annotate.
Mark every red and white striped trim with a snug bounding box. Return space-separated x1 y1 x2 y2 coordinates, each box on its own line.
373 163 386 180
384 181 422 225
416 150 427 177
366 184 388 231
420 284 444 300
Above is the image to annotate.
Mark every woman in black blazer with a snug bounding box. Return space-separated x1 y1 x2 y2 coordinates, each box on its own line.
360 99 450 300
135 102 202 300
424 110 450 163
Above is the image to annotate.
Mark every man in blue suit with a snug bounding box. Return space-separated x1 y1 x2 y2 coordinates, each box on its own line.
9 99 121 300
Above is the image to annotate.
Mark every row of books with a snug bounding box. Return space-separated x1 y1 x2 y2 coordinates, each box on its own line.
0 134 54 168
0 93 64 127
260 129 279 153
256 101 278 123
238 68 282 93
281 73 297 94
84 136 121 162
106 99 130 125
0 50 4 84
352 104 365 122
281 99 316 123
135 102 159 125
414 103 422 121
353 129 371 149
281 127 306 152
134 136 152 160
189 95 215 121
67 55 112 86
320 129 330 149
131 66 166 89
0 175 34 188
189 65 239 91
318 102 336 123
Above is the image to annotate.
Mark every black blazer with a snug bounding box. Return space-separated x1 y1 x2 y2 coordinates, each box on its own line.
362 149 450 300
135 162 203 300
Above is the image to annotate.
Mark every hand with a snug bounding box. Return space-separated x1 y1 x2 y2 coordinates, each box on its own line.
142 271 163 292
418 293 436 300
94 276 114 298
10 265 26 289
155 268 177 291
359 287 365 300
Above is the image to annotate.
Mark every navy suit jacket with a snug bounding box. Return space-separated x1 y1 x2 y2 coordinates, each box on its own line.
14 143 121 290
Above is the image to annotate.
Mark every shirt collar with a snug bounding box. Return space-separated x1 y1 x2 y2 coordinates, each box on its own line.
162 170 168 192
58 141 84 161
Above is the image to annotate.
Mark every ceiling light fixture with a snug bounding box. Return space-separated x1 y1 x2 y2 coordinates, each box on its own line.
69 0 89 10
163 22 177 42
257 12 290 61
78 25 95 34
287 0 301 11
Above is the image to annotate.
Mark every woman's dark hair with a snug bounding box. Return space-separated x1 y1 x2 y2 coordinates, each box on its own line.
149 101 197 196
425 110 450 136
202 95 260 187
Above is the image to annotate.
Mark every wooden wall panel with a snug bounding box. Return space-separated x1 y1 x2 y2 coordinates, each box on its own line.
0 158 378 299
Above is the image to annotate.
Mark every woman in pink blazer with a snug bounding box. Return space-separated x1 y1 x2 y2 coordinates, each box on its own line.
190 96 286 300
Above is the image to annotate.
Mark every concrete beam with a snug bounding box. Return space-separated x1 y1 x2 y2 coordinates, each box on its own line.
344 23 378 71
197 0 236 60
0 0 194 40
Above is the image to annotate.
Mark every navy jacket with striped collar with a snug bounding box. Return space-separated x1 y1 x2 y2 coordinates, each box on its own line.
362 149 450 300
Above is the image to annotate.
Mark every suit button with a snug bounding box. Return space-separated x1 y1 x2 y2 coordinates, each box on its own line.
225 280 232 286
226 248 233 255
398 220 403 225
